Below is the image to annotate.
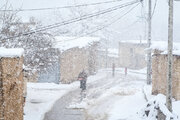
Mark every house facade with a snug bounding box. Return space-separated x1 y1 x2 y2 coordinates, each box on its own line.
53 37 99 84
97 48 119 69
118 41 147 69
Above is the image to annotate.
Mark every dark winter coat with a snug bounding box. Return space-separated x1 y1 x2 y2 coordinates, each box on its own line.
78 71 87 81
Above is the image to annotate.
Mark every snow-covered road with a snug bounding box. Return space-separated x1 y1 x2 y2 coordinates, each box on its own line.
43 69 147 120
44 89 86 120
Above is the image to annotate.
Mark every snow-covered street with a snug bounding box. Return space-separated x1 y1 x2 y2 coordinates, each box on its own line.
1 0 180 120
23 68 180 120
24 68 148 120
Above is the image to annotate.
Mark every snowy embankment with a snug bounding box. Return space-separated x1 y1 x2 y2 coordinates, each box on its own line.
24 82 79 120
24 72 106 120
24 68 180 120
68 68 180 120
68 68 147 120
142 86 180 120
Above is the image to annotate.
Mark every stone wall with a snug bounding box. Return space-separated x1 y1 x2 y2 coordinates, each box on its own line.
60 47 89 83
0 56 24 120
60 42 98 84
152 53 180 100
24 70 38 83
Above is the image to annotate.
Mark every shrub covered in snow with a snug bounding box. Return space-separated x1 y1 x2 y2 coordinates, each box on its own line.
0 10 59 73
139 94 178 120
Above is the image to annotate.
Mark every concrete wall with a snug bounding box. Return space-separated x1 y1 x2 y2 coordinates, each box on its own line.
152 52 180 100
0 56 24 120
119 42 147 69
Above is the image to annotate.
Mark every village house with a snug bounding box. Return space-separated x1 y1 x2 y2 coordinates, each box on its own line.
118 40 147 69
151 41 180 100
53 37 99 84
97 48 119 69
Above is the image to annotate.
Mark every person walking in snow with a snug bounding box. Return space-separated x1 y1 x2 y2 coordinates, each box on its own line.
78 69 88 91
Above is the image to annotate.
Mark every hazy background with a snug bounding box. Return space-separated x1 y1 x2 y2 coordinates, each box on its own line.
1 0 180 45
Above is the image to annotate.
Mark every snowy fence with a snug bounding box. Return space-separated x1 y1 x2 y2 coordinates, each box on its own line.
152 50 180 100
0 56 24 120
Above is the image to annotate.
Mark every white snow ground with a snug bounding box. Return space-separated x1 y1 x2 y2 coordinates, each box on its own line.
24 82 78 120
24 68 180 120
24 72 106 120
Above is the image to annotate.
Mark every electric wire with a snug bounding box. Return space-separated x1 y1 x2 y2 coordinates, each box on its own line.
1 0 124 12
3 0 140 40
62 2 140 42
28 0 139 32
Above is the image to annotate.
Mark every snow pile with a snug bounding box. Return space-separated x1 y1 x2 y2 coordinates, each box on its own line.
24 82 79 120
139 94 178 120
109 92 146 120
68 68 146 120
0 47 24 58
143 85 153 101
53 36 100 51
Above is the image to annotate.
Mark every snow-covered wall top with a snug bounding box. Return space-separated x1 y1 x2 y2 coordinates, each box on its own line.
150 41 180 56
151 41 180 51
53 37 100 51
0 48 24 58
120 40 147 44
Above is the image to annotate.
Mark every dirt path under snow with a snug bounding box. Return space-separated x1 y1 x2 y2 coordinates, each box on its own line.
43 89 86 120
43 71 145 120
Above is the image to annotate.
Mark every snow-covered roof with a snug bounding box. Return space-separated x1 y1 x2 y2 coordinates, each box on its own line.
150 41 180 56
120 40 147 44
98 48 119 58
53 36 100 51
108 48 119 58
151 41 180 51
0 47 24 58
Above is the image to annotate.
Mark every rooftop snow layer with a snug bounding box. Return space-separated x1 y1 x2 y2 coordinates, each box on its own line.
150 41 180 56
151 41 180 51
98 48 119 58
120 40 147 44
0 47 24 58
53 36 100 51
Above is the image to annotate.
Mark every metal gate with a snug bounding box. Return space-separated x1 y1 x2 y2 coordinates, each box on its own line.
38 62 60 84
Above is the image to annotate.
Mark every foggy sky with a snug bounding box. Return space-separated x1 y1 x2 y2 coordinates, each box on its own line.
1 0 180 42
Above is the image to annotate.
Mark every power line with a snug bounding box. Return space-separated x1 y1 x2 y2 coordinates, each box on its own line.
30 1 138 32
0 0 124 12
3 0 140 40
24 1 139 33
151 0 157 17
64 3 140 42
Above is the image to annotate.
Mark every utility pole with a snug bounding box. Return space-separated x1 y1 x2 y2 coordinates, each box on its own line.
166 0 173 112
147 0 152 85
